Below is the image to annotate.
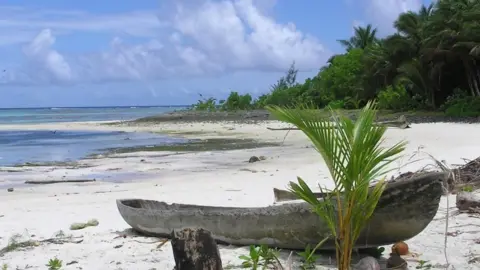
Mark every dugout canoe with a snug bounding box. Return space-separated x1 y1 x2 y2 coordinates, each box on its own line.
116 171 445 250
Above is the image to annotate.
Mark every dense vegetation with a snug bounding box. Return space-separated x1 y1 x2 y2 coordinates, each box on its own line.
192 1 480 117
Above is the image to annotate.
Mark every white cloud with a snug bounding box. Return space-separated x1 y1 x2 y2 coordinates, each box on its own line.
0 0 330 86
0 6 165 43
23 29 72 83
365 0 422 33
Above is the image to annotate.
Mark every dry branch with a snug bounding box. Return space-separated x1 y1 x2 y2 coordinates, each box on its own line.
25 179 96 185
0 236 83 256
267 115 410 130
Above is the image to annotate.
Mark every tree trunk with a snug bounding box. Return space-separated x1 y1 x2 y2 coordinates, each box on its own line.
463 59 479 97
171 228 223 270
471 67 480 96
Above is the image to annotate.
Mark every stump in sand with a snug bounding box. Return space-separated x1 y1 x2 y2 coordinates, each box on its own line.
456 191 480 211
171 228 223 270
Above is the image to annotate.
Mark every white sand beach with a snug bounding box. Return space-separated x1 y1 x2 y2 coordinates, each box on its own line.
1 120 480 269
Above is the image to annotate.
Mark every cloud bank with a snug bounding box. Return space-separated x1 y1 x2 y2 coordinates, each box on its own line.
0 0 426 86
0 0 328 86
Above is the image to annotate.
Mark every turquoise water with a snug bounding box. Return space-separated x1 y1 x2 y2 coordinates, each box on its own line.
0 106 187 166
0 130 186 166
0 106 186 124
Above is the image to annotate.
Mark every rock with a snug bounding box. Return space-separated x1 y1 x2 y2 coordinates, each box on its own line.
259 156 267 160
456 191 480 211
386 253 407 269
7 188 13 192
248 156 260 163
353 256 380 270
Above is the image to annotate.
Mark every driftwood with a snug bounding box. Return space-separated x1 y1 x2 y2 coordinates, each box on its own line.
171 228 223 270
267 115 410 131
456 191 480 212
24 179 96 185
452 156 480 189
273 172 416 203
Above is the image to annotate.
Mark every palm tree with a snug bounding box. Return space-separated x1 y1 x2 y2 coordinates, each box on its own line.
361 1 480 107
266 101 406 270
425 0 480 97
338 24 379 51
395 58 438 108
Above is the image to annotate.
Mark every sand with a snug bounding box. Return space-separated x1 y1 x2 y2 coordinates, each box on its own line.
1 120 480 269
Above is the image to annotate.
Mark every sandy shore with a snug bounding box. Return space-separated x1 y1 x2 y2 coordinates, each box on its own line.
1 120 480 269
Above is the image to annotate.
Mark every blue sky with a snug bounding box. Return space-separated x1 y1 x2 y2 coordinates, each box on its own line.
0 0 433 108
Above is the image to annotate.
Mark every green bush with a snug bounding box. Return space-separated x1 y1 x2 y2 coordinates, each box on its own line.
192 95 218 111
377 85 410 111
327 100 345 109
443 89 480 117
222 91 253 111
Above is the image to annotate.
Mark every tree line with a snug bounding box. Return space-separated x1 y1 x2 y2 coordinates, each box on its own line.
192 0 480 117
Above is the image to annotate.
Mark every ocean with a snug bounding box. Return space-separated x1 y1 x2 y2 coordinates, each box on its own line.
0 106 186 125
0 106 187 166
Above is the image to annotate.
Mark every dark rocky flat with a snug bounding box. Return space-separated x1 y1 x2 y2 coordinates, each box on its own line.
125 109 480 125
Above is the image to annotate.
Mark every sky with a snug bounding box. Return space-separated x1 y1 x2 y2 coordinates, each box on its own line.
0 0 434 108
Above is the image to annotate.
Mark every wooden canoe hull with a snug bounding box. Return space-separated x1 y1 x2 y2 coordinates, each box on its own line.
116 171 445 250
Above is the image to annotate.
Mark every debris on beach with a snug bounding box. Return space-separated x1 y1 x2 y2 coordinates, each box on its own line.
453 156 480 190
456 191 480 212
0 232 83 256
248 155 266 163
70 219 99 230
249 156 260 163
386 252 408 269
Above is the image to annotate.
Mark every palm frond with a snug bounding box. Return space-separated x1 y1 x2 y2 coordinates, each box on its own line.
266 101 407 268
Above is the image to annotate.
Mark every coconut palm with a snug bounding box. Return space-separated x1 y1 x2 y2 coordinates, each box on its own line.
338 24 379 51
266 101 407 270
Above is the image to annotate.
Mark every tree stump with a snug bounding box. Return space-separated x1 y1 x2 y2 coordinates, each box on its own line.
456 191 480 211
171 228 223 270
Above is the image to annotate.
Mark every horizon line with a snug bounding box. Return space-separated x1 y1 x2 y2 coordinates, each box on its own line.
0 105 190 110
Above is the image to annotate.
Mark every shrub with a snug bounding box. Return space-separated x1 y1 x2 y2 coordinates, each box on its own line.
222 91 253 111
442 89 480 117
327 100 345 109
192 95 218 111
377 85 410 111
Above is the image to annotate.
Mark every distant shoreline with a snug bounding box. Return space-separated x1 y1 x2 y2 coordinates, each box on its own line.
130 109 480 124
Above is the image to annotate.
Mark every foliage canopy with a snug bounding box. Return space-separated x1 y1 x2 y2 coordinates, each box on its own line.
192 0 480 117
